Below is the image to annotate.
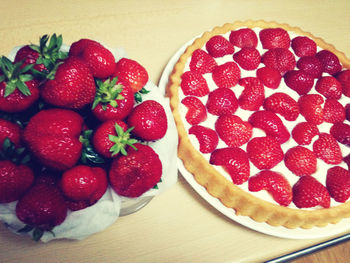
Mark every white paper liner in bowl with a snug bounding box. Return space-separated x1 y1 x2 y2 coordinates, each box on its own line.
0 44 178 242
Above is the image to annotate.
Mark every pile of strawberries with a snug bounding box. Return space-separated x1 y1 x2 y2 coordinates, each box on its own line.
0 34 168 240
180 27 350 209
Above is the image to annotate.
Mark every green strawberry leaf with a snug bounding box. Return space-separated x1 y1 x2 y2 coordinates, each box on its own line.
80 130 106 165
4 82 16 97
16 80 32 96
17 225 34 233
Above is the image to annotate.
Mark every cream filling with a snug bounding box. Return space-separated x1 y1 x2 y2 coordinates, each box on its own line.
179 28 350 209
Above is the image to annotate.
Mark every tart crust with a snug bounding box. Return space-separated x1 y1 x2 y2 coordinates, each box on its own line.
167 20 350 229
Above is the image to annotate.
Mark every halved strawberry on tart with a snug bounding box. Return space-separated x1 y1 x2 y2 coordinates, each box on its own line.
167 20 350 229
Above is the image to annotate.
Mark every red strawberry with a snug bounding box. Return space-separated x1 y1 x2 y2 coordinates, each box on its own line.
248 110 290 144
189 125 218 154
233 47 261 70
298 94 324 125
60 165 107 204
246 136 284 170
291 36 317 57
212 62 241 89
229 28 258 48
315 50 342 75
205 35 235 58
284 70 314 95
0 160 34 203
0 118 21 147
291 122 319 145
189 49 217 74
215 115 252 147
238 77 265 111
263 92 299 121
336 70 350 97
92 77 135 121
259 28 290 49
292 176 330 208
109 143 162 197
326 166 350 203
41 57 96 109
315 76 342 99
261 48 296 75
330 122 350 147
296 56 323 78
206 88 238 116
323 98 345 123
209 147 250 185
313 133 342 164
284 146 317 176
0 57 40 113
181 71 209 97
15 34 68 75
346 103 350 121
16 182 68 231
248 170 292 206
113 58 149 93
92 119 136 158
127 100 168 141
69 38 115 78
256 66 282 89
23 108 84 171
181 96 207 125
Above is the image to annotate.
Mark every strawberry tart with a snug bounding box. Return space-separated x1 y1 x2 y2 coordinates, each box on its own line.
167 20 350 229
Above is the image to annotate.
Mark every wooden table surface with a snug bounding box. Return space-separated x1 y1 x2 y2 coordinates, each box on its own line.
1 0 350 262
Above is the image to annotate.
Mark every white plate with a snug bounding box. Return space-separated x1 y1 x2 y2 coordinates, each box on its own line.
158 37 350 239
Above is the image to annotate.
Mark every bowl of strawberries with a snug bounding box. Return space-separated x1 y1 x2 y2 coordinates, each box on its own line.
0 34 178 242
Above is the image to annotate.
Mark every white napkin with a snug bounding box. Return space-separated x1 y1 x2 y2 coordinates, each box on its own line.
0 45 178 242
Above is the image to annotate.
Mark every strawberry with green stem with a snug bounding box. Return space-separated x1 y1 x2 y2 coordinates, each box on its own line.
0 56 39 112
14 34 68 79
92 76 135 121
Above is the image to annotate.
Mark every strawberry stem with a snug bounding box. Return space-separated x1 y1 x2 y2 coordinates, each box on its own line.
92 76 125 110
108 123 138 156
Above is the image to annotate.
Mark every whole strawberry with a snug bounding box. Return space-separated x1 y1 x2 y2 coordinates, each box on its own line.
246 136 284 170
248 170 292 206
326 166 350 203
92 76 135 121
0 56 39 113
0 118 22 147
323 98 345 124
113 58 149 93
337 70 350 97
109 143 162 197
69 38 116 79
41 57 96 109
127 100 168 141
181 96 207 125
315 76 342 99
261 48 296 75
189 49 217 73
315 50 342 75
189 125 218 154
60 165 107 204
330 122 350 146
233 47 261 70
16 181 68 232
23 108 84 170
296 56 322 78
215 114 252 147
292 176 330 208
0 160 34 203
92 119 137 158
284 70 314 95
298 94 324 125
210 147 250 185
14 34 68 76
